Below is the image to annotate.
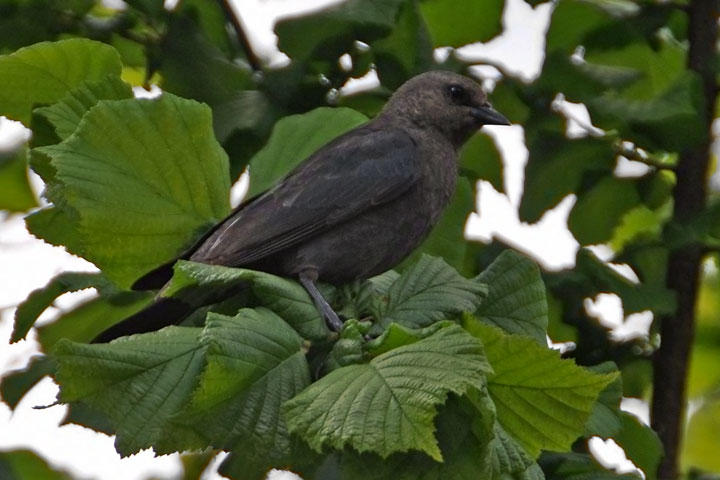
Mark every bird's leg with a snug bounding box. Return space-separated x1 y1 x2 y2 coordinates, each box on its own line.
299 270 344 332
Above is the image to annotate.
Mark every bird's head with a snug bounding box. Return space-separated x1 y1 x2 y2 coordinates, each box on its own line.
381 70 510 148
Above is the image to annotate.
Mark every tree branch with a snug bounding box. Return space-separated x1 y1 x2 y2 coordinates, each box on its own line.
217 0 262 72
651 1 718 478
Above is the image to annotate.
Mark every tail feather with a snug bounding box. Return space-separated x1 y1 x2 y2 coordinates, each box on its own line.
92 297 192 343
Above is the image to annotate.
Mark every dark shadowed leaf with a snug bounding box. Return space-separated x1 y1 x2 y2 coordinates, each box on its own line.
568 176 641 245
420 0 504 47
0 356 56 410
12 272 108 342
274 0 406 61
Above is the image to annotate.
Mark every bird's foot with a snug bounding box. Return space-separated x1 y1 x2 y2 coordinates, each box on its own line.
299 271 345 333
322 305 344 332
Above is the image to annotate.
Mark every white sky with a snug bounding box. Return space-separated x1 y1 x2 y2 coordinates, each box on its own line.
0 0 648 478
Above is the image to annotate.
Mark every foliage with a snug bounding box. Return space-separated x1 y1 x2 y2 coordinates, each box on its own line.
0 0 718 479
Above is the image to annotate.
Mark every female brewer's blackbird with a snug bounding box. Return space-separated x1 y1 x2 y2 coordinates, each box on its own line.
93 70 509 343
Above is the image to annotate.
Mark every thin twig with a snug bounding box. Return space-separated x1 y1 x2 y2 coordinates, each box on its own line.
217 0 262 72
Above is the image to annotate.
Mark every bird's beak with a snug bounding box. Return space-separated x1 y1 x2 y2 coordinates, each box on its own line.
471 104 511 126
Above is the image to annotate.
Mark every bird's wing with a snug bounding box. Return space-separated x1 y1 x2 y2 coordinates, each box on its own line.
190 126 421 267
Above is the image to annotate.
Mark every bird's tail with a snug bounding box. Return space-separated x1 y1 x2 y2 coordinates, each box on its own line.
92 297 194 343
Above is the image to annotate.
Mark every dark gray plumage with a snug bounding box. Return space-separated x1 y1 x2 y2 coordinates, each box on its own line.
93 70 509 343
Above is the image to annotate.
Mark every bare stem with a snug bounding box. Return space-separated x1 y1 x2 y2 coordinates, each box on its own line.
651 1 718 478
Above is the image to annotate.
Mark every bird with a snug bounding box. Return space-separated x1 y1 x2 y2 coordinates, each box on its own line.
92 70 510 343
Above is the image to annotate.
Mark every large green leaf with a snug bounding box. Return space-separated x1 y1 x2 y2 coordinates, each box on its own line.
372 0 433 89
475 250 548 344
284 324 492 461
466 319 617 458
54 327 207 456
35 75 133 140
274 0 406 61
35 94 231 289
0 39 121 125
162 310 311 476
568 176 641 246
420 0 504 47
376 254 487 331
614 412 662 480
587 71 706 151
520 135 615 223
247 107 368 198
336 394 538 480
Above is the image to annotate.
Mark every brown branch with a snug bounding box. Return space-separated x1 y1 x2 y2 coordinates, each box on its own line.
651 1 719 478
217 0 262 72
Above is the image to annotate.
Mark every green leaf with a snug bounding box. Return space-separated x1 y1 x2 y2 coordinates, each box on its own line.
0 450 72 480
373 0 433 89
284 325 492 461
36 291 153 350
0 356 56 410
338 395 517 480
475 250 548 344
485 422 539 480
0 39 121 125
35 75 133 140
12 272 108 342
420 0 504 47
274 0 406 60
24 207 83 257
36 94 231 288
164 261 330 341
375 255 487 331
568 176 641 246
327 319 369 370
520 135 615 224
164 309 311 476
53 327 207 456
609 204 668 253
0 146 35 212
465 320 617 458
588 72 706 151
584 362 623 438
247 107 368 198
615 412 662 480
460 132 504 194
366 321 453 357
540 451 642 480
576 248 676 315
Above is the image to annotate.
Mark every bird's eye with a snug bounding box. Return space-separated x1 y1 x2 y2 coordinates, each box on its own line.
448 85 467 104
